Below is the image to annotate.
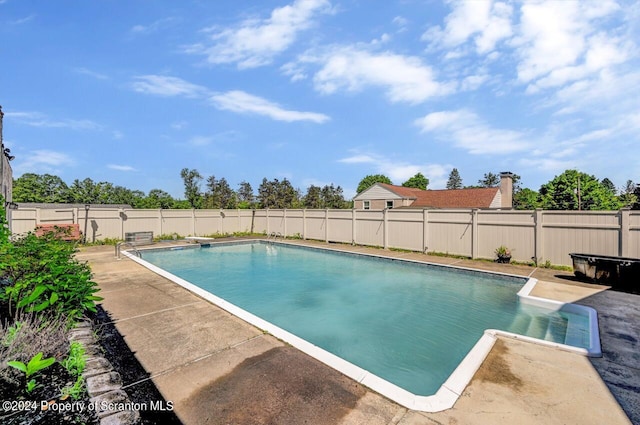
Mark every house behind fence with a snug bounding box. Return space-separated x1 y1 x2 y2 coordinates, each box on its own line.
10 206 640 267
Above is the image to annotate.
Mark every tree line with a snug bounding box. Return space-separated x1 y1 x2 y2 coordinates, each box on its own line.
12 170 351 210
12 168 639 211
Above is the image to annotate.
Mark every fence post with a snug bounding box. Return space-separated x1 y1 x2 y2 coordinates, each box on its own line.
423 209 429 253
620 208 630 257
159 209 163 236
283 208 287 237
191 209 196 236
324 208 329 243
352 208 357 245
303 209 307 240
471 209 478 259
535 209 544 265
266 208 270 235
383 208 388 249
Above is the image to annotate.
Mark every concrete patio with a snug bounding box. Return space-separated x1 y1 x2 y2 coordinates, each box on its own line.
77 239 638 425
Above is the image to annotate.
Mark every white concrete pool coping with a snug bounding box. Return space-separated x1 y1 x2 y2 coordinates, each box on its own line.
122 240 602 412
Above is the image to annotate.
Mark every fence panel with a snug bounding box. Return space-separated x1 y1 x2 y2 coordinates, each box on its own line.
328 210 353 243
355 210 384 247
122 210 162 238
427 210 473 257
11 206 640 267
285 210 305 237
304 210 326 240
10 209 38 234
629 212 640 258
85 209 123 241
477 211 535 262
388 210 424 252
542 211 620 265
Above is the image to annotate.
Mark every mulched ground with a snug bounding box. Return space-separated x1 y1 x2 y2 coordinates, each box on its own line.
0 306 182 425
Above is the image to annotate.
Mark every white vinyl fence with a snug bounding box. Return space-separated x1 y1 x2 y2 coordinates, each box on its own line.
10 207 640 267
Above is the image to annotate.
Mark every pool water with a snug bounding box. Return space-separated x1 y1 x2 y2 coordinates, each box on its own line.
141 242 588 396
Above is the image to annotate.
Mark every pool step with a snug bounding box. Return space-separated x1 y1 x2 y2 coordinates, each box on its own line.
564 314 590 347
526 315 550 340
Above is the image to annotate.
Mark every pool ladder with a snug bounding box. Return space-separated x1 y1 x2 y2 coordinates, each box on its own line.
267 232 283 243
115 242 142 259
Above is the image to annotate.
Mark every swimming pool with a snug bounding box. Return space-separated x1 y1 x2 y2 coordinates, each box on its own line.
129 240 600 411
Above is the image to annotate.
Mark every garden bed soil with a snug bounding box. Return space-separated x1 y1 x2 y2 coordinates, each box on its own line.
1 306 181 425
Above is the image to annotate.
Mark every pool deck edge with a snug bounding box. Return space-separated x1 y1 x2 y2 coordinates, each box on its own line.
76 242 628 424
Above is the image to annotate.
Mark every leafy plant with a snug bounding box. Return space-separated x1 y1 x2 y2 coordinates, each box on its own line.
495 245 511 257
62 341 86 376
2 321 23 346
0 231 103 319
61 341 86 399
495 246 512 263
7 352 56 393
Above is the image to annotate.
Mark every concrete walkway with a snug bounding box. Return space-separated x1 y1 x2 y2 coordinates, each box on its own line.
77 240 636 425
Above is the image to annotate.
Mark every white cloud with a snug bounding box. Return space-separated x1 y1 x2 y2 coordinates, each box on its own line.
210 90 330 123
423 0 513 54
188 0 332 69
130 17 179 35
107 164 136 172
5 111 102 131
338 152 450 187
337 154 377 164
11 14 35 25
514 1 623 88
112 130 123 140
188 136 214 147
171 121 188 130
304 46 453 104
415 109 531 154
15 150 75 175
131 75 209 98
74 67 109 80
392 16 408 32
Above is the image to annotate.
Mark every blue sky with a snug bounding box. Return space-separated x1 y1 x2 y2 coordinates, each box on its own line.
1 0 638 199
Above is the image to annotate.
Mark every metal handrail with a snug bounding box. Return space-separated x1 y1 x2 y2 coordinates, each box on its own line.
115 241 142 259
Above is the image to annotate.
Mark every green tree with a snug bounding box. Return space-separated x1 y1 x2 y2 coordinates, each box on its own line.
513 188 541 210
215 178 237 209
143 189 176 209
356 174 392 194
321 184 348 208
68 178 100 203
619 180 638 209
204 176 220 209
180 168 203 208
237 181 254 209
402 173 429 190
601 178 616 195
446 168 462 189
13 173 70 203
539 170 622 210
478 172 500 187
258 178 301 208
304 185 323 208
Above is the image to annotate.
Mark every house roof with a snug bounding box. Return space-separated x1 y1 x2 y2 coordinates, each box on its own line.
373 183 500 209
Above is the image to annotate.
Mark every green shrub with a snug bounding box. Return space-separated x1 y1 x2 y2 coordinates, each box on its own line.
0 231 103 319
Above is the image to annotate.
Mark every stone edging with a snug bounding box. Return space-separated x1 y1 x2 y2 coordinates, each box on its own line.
69 320 140 425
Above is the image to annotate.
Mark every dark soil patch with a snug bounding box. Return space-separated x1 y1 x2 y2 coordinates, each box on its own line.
0 305 182 424
93 305 182 425
180 346 366 425
0 362 98 424
473 339 523 391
